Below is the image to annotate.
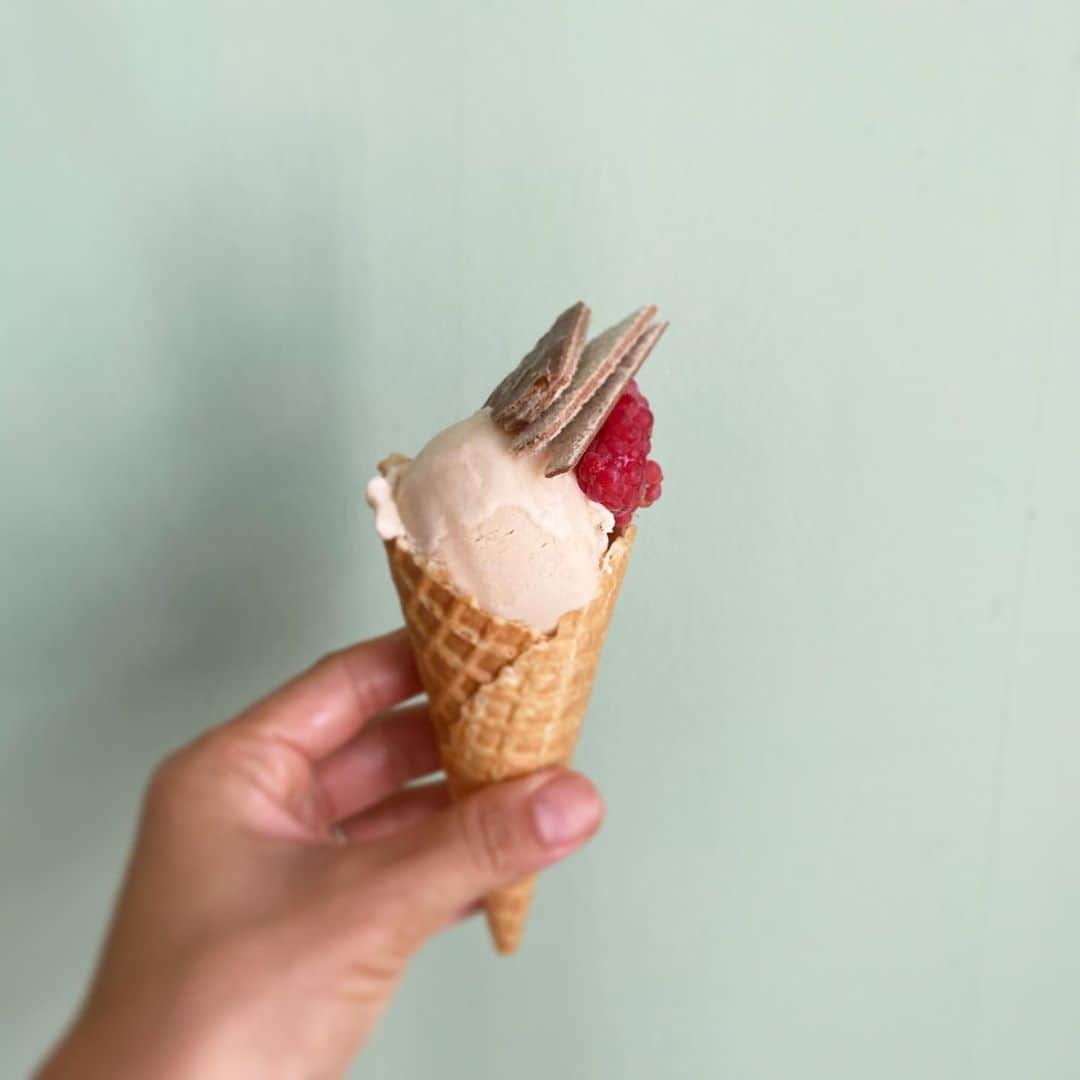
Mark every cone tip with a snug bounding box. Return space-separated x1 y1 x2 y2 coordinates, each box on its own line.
486 907 525 955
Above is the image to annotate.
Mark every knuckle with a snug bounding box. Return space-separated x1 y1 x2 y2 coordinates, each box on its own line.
216 733 289 792
458 798 516 874
317 648 377 717
213 732 313 812
309 649 343 681
144 747 194 810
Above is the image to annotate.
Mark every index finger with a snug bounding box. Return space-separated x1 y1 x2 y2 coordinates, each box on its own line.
229 629 422 760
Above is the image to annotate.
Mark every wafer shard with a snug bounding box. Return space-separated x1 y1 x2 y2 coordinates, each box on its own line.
486 302 590 432
512 305 658 453
544 320 668 476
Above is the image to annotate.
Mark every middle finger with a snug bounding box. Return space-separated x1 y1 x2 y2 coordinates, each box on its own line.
316 703 441 821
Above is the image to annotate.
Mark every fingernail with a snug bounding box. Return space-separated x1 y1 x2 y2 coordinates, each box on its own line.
530 773 602 848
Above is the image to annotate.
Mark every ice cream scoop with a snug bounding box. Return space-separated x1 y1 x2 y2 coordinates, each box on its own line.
367 409 613 632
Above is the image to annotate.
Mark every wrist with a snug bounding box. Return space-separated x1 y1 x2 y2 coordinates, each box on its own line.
38 1010 212 1080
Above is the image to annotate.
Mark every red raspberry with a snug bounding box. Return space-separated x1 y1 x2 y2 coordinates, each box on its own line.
640 459 663 507
574 380 663 527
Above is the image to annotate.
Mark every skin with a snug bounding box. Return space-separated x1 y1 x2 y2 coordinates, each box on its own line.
38 630 604 1079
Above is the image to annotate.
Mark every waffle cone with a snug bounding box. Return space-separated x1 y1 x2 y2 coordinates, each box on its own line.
382 526 634 954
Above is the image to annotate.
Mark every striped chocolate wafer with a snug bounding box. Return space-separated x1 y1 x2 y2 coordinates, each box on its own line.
544 320 668 476
486 301 590 431
512 305 658 453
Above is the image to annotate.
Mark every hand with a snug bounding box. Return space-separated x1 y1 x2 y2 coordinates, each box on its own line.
39 631 604 1080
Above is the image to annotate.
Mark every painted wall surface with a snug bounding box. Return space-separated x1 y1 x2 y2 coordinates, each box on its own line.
3 4 1079 1077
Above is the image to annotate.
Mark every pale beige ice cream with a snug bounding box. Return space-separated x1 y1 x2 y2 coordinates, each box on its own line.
366 409 613 631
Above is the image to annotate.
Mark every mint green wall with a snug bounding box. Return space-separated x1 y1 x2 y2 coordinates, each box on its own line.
3 4 1079 1077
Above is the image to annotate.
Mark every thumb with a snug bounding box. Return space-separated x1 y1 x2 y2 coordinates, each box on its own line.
376 769 604 938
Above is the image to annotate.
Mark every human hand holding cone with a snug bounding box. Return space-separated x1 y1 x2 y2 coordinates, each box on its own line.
367 303 667 953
